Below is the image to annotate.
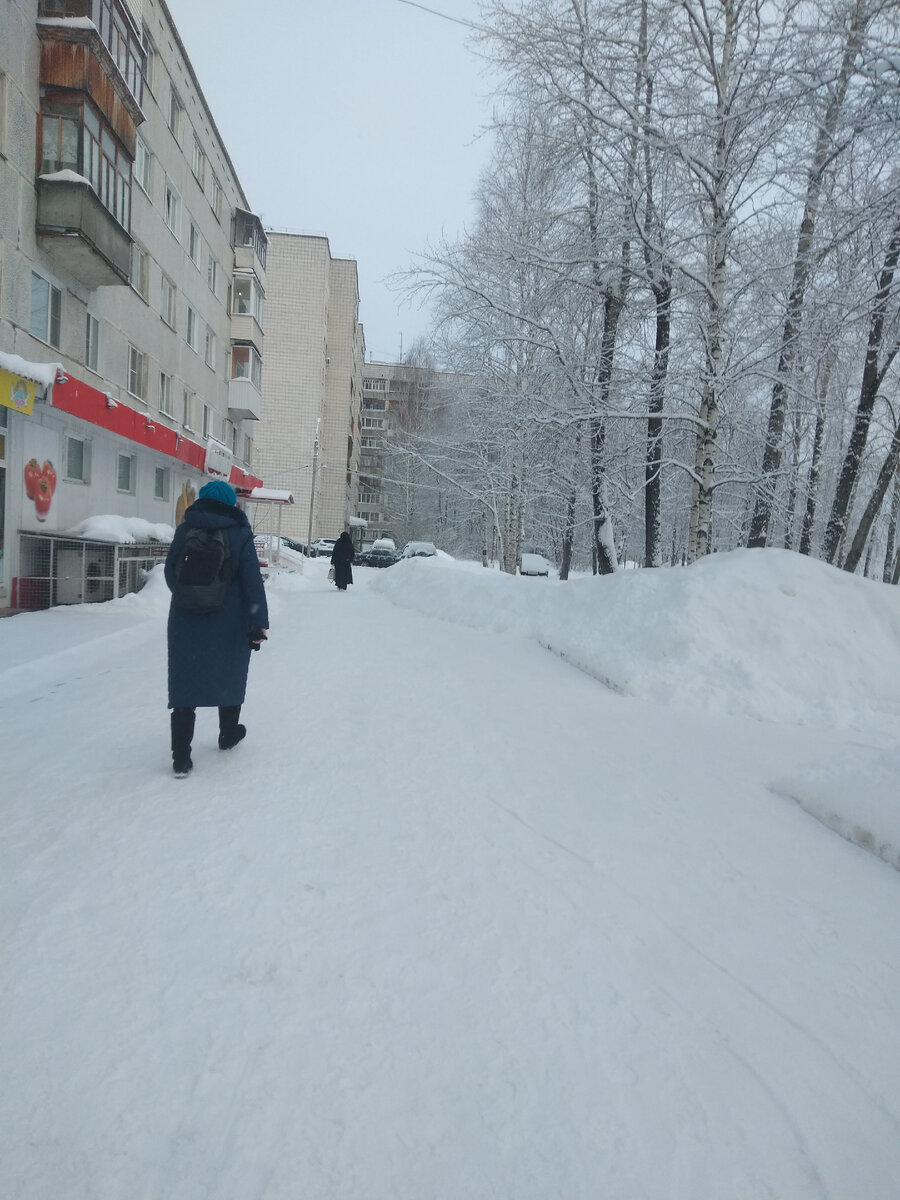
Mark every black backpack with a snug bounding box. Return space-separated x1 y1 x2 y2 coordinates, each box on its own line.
172 526 232 613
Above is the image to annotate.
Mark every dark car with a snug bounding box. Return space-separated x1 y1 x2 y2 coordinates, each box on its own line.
366 546 400 568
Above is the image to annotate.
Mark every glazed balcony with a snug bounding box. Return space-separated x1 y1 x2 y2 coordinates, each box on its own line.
36 173 131 286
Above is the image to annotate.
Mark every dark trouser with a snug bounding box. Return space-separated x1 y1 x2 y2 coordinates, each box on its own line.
171 705 242 757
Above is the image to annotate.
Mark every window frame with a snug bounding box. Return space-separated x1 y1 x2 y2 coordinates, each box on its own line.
30 271 62 348
116 452 136 494
158 370 174 416
160 273 177 328
164 176 181 239
85 312 100 372
127 343 147 401
134 133 151 195
64 434 91 483
130 241 150 300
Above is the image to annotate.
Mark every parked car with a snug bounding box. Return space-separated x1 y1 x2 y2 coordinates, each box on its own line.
309 537 337 558
366 545 400 568
401 541 438 559
281 536 307 554
520 553 551 577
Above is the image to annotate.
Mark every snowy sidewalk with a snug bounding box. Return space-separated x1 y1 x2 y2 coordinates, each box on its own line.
2 561 900 1199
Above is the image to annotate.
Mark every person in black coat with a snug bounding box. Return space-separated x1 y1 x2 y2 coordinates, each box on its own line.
164 480 269 776
330 530 355 591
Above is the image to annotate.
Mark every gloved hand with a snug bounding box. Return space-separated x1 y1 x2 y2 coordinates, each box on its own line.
249 627 268 651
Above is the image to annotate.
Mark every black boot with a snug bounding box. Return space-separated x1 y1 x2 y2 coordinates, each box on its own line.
171 707 195 776
218 705 246 750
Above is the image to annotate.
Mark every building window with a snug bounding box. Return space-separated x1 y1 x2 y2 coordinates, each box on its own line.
191 134 206 187
204 326 216 369
232 273 264 324
188 220 201 265
168 86 183 140
243 435 253 467
127 344 147 400
117 453 135 493
362 437 377 448
164 177 181 238
186 304 199 351
161 274 177 328
85 313 100 372
135 134 151 194
363 377 387 391
142 26 157 94
158 371 173 416
130 242 149 299
182 388 194 429
362 417 384 428
30 272 61 348
65 435 90 483
231 344 262 390
202 404 211 438
154 466 170 500
41 95 131 229
211 173 223 220
207 251 218 295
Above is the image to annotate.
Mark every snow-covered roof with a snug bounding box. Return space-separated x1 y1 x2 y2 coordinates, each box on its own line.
0 351 61 388
39 170 91 186
63 515 175 544
244 487 294 504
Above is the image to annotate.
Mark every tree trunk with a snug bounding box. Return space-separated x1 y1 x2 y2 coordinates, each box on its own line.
799 354 834 556
823 216 900 562
882 471 900 582
645 276 671 567
783 411 802 550
748 2 867 547
843 421 900 574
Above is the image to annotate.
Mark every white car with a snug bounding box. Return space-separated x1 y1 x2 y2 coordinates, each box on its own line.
520 553 551 577
310 538 337 558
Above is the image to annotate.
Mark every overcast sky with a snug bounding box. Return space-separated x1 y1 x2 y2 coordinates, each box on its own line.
163 0 496 364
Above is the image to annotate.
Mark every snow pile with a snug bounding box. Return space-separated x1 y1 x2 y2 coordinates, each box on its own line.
0 349 61 387
371 547 900 741
770 748 900 870
64 514 175 544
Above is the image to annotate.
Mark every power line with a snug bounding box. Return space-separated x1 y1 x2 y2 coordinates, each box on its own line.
392 0 484 32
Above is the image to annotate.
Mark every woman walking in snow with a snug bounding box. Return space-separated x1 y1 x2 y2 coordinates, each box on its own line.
330 530 355 591
164 480 269 777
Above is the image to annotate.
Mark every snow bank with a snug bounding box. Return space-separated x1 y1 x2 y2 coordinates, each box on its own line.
64 515 175 544
371 548 900 742
770 748 900 870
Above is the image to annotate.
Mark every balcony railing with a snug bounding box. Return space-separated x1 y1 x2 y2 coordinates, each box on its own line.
39 0 144 106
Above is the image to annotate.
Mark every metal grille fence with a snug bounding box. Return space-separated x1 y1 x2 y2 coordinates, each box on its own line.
17 532 169 610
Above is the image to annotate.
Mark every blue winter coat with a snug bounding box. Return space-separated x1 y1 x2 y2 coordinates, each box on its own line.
164 498 269 708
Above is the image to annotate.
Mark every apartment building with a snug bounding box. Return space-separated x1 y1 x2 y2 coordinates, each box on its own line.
252 232 364 546
0 0 267 609
357 360 445 547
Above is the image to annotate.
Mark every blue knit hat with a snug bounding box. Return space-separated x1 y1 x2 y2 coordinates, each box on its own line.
199 480 237 505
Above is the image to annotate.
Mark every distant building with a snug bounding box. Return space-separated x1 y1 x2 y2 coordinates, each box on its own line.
0 0 266 609
252 232 364 546
358 360 443 547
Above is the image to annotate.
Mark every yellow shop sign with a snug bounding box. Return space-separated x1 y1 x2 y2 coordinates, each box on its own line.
0 368 37 416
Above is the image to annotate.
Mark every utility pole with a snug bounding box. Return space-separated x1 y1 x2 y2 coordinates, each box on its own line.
305 418 320 563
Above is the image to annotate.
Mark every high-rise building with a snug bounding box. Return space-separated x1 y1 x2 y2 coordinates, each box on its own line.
252 232 364 547
0 0 266 609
